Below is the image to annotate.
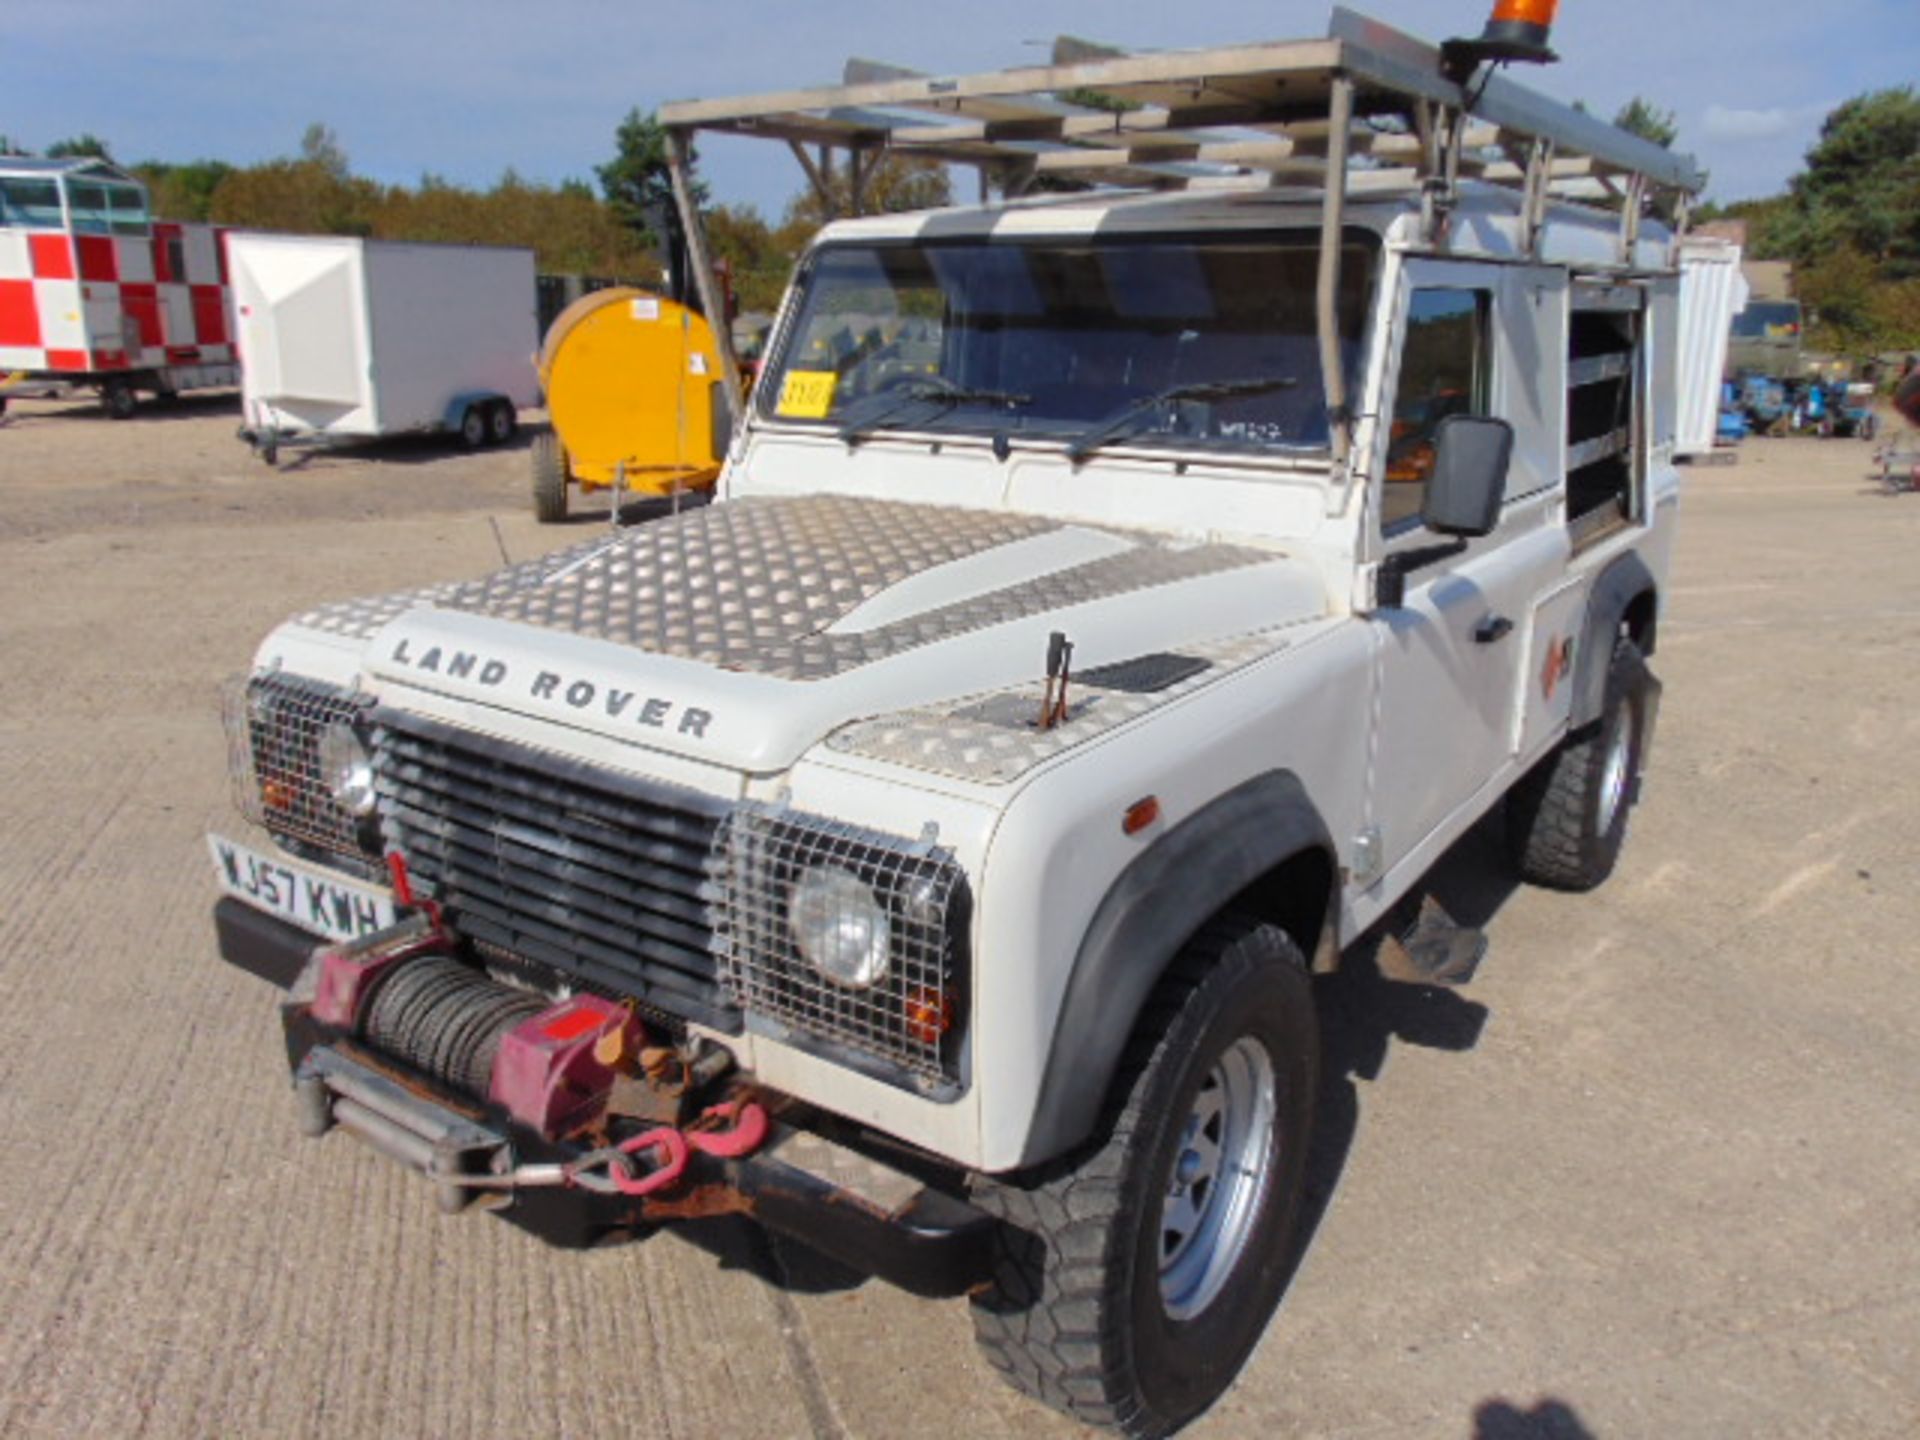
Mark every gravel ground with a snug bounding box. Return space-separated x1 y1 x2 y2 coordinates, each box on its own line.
0 392 1916 1439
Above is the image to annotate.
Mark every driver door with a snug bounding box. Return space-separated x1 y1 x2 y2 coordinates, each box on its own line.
1364 258 1569 882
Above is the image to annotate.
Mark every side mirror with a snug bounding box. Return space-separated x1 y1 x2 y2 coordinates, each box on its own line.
1375 415 1513 609
1421 415 1513 538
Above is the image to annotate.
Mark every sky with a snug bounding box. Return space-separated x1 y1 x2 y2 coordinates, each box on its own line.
5 1 1917 216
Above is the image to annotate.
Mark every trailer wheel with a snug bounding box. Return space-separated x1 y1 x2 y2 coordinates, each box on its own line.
459 404 487 449
531 431 568 523
488 401 518 445
102 381 137 420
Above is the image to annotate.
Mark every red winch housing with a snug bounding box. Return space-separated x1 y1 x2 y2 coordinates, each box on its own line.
307 916 639 1143
488 995 640 1138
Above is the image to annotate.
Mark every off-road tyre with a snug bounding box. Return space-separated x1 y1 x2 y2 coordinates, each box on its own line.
969 916 1319 1438
531 430 568 522
1507 636 1652 891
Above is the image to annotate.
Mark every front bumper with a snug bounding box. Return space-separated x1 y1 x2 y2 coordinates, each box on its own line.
216 902 997 1297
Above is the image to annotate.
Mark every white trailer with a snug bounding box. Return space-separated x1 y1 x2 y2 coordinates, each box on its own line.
1675 236 1748 460
228 234 539 463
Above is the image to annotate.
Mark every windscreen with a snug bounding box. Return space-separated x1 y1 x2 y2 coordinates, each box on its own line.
0 178 63 229
1731 301 1800 339
760 233 1374 454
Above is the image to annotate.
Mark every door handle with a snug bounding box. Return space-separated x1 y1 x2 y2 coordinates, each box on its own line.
1473 615 1514 644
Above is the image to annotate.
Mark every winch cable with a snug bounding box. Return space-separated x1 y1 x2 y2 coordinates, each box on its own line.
359 956 547 1100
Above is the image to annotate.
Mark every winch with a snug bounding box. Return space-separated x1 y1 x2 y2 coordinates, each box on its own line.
290 910 764 1214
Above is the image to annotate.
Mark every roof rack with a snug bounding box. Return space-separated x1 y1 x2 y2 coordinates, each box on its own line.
658 7 1706 462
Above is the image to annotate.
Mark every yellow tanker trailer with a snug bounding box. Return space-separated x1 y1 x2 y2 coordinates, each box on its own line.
532 288 729 522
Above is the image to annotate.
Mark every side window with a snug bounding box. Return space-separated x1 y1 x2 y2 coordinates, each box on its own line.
1384 288 1491 532
66 182 112 235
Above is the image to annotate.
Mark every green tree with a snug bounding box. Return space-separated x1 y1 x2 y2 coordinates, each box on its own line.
299 122 350 180
706 202 792 313
780 152 951 231
1788 88 1920 270
46 133 113 161
134 159 236 221
1613 97 1678 150
597 108 702 246
0 135 28 157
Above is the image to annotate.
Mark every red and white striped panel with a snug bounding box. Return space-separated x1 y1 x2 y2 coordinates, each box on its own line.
0 220 233 376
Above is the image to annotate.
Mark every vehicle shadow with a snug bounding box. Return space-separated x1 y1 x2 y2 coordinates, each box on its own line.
556 486 715 527
269 422 537 472
661 1214 874 1296
5 391 240 424
1291 811 1512 1286
1472 1396 1597 1438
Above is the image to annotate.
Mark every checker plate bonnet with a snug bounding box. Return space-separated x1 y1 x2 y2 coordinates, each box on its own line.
300 494 1325 774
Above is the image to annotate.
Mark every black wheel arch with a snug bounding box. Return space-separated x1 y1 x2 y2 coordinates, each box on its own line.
1016 769 1337 1168
1571 551 1659 730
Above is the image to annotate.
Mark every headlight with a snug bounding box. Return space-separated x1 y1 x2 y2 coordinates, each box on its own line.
788 865 891 988
318 720 377 817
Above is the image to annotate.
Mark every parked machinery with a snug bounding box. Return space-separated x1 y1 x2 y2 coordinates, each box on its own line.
531 288 729 522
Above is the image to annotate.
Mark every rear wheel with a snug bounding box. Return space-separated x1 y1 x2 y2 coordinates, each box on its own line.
102 380 137 420
970 916 1318 1437
459 404 487 449
531 430 569 522
488 400 517 444
1507 636 1653 891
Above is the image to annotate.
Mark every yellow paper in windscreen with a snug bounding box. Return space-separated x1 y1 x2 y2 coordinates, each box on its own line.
777 370 838 419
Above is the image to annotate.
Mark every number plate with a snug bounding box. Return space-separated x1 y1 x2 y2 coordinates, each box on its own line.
207 834 396 943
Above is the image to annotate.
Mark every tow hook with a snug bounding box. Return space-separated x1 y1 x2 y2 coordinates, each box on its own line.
455 1098 771 1199
600 1099 772 1196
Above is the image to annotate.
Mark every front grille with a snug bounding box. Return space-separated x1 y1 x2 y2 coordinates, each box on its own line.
372 712 737 1033
711 807 967 1091
225 670 375 863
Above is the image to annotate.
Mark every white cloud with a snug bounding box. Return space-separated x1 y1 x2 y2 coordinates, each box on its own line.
1703 103 1829 143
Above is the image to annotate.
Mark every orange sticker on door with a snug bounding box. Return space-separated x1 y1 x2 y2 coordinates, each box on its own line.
1541 636 1575 700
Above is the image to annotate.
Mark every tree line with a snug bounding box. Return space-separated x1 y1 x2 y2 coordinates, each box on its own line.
0 114 947 317
1697 88 1920 352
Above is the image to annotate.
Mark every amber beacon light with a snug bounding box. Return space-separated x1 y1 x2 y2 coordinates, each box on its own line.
1442 0 1560 80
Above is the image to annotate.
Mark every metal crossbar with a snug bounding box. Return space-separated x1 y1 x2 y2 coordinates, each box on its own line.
659 8 1703 202
657 6 1706 472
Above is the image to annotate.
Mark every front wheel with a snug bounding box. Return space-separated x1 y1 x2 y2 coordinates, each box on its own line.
970 916 1318 1437
531 430 569 522
459 404 487 449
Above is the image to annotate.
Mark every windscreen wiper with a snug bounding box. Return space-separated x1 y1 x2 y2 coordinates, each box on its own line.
837 375 1031 445
1064 375 1301 462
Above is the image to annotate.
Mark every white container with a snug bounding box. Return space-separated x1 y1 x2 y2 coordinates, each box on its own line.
228 234 538 443
1675 237 1749 457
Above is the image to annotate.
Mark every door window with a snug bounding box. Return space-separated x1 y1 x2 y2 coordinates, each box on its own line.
1384 288 1491 531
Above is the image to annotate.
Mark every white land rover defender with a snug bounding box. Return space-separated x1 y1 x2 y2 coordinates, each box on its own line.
209 11 1701 1435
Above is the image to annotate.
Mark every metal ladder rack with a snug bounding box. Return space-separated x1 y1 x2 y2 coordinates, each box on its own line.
658 5 1705 462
